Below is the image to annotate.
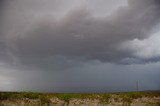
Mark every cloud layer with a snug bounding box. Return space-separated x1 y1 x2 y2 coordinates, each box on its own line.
0 0 160 92
1 0 160 71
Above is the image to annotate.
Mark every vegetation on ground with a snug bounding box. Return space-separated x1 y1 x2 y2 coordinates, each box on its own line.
0 91 160 104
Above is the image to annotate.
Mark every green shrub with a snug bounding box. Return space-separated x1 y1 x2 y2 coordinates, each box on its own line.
39 95 50 104
0 92 14 100
100 94 111 103
122 96 132 103
57 94 72 103
20 92 39 99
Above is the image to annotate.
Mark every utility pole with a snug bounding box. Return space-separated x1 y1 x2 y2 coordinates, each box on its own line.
136 81 139 92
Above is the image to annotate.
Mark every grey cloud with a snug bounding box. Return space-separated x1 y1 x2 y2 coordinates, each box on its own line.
1 0 160 71
0 0 160 92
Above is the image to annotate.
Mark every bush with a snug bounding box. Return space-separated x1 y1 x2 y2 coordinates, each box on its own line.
57 94 72 103
39 95 50 104
100 94 111 103
0 92 13 100
20 92 39 99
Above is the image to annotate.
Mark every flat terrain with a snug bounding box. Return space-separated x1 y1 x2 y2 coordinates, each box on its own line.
0 91 160 106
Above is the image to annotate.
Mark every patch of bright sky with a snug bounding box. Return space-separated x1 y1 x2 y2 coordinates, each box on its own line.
122 29 160 59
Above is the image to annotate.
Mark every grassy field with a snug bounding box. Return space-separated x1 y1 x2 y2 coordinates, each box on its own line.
0 91 160 104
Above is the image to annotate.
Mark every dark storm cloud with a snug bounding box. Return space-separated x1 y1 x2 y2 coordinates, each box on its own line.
1 0 160 70
1 0 160 93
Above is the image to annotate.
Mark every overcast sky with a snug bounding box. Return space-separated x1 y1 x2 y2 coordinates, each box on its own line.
0 0 160 92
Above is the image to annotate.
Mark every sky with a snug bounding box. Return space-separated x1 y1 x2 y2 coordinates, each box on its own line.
0 0 160 92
